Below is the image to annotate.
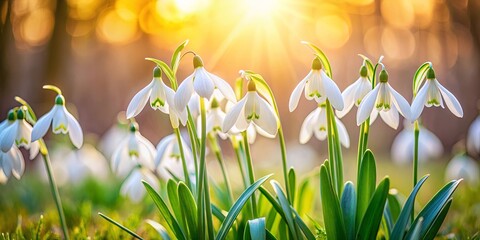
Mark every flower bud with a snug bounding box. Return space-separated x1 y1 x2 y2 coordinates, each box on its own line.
129 122 139 132
379 70 389 83
193 55 204 68
55 95 65 105
247 80 256 92
7 109 16 121
16 109 25 120
360 65 368 77
426 67 436 80
311 58 322 70
153 66 162 78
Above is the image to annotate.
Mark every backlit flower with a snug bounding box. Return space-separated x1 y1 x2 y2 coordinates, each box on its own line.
0 108 39 159
155 133 194 180
31 94 83 148
411 67 463 120
357 69 412 129
299 104 350 147
289 58 344 112
223 81 278 136
0 146 25 183
391 120 443 165
111 123 156 177
120 167 159 203
467 115 480 155
336 65 371 118
175 55 236 112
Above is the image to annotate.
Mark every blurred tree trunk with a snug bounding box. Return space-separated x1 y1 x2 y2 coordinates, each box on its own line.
0 0 13 113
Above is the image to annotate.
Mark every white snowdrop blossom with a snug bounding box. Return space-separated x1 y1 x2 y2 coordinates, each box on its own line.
411 68 463 121
336 65 372 118
299 104 350 148
357 69 412 129
175 55 236 112
467 115 480 155
0 108 39 160
223 81 279 136
126 66 187 128
31 94 83 148
200 98 229 139
155 134 194 180
0 146 25 183
120 167 159 203
99 114 129 159
111 123 156 177
445 154 479 185
289 58 344 112
391 120 443 165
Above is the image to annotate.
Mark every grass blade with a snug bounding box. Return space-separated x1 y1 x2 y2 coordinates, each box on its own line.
319 164 347 240
421 199 452 240
391 175 429 240
301 41 332 77
171 39 189 75
248 218 266 240
271 180 300 239
98 212 143 240
143 181 186 240
288 168 296 205
356 177 390 240
356 150 376 230
167 180 186 233
215 174 272 240
145 219 171 240
178 182 198 237
341 181 356 240
413 62 431 95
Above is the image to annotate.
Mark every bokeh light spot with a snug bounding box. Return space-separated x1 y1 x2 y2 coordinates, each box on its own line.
315 15 351 49
97 9 138 45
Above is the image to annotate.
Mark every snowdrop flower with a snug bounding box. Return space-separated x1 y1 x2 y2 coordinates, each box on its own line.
411 67 463 120
391 120 443 165
99 113 129 159
0 146 25 183
31 94 83 148
0 108 39 159
445 154 479 185
299 104 350 147
111 123 156 177
175 55 236 112
289 58 344 112
121 167 159 203
467 115 480 155
199 98 229 139
126 66 187 128
336 65 372 118
357 69 412 129
223 80 278 136
155 134 194 180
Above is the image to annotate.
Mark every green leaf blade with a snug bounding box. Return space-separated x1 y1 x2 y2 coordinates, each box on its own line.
356 150 377 230
341 181 356 240
178 182 198 238
357 177 390 240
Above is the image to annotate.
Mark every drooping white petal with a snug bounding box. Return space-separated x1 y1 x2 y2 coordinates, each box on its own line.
154 134 175 167
410 80 430 121
467 116 480 154
299 108 318 144
120 169 144 203
210 73 236 103
193 68 215 99
111 140 134 177
336 118 350 148
31 106 56 142
336 81 358 118
64 106 83 149
254 124 276 139
11 146 25 179
321 70 344 111
0 119 9 133
175 74 195 112
354 78 373 106
246 125 256 144
137 133 156 170
17 120 33 149
357 85 380 125
387 83 412 121
289 77 308 112
380 106 399 129
29 141 40 160
0 151 13 179
435 80 463 117
0 122 17 152
253 93 278 136
223 96 248 133
126 80 154 119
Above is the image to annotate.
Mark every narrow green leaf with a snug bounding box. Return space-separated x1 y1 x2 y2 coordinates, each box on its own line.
341 181 356 240
215 174 272 240
288 168 296 205
178 182 198 238
357 177 390 240
271 180 300 239
295 177 314 216
387 190 402 223
319 164 347 240
167 180 186 233
391 175 429 240
212 204 226 222
266 229 277 240
142 181 186 240
406 217 423 240
291 208 316 240
301 41 332 77
406 179 461 239
421 199 452 240
98 212 143 240
265 207 278 230
145 58 176 88
171 39 189 75
357 54 375 81
145 219 171 240
244 221 252 240
248 218 266 240
413 62 431 96
356 150 376 230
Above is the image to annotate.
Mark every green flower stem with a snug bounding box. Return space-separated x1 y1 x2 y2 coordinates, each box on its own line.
196 98 214 239
277 127 292 203
412 120 420 222
325 100 344 194
231 138 248 188
186 108 200 180
242 131 258 218
356 120 370 184
208 133 234 207
174 128 192 189
41 153 69 240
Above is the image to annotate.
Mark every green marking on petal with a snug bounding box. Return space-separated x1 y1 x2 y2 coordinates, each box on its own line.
128 150 139 157
151 98 165 108
15 138 29 145
54 124 68 132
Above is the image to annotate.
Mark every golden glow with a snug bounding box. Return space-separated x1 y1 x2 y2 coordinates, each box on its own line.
245 0 279 16
97 9 138 45
315 15 351 49
20 8 55 46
